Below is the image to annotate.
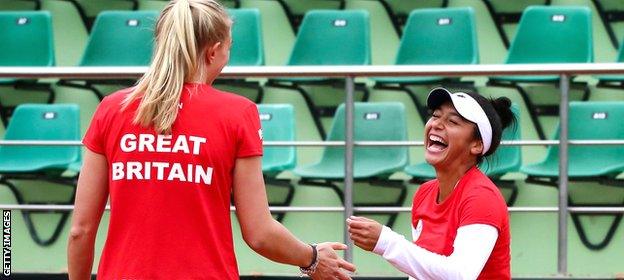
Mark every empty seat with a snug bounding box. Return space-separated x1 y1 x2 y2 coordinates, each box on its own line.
58 10 158 100
374 7 478 121
0 11 55 125
266 10 371 139
259 104 296 175
293 102 408 226
405 103 522 205
217 9 265 102
258 104 296 222
487 6 593 140
0 104 81 246
228 9 264 67
521 101 624 250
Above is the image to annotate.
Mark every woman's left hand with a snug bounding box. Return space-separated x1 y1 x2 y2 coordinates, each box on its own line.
346 216 383 252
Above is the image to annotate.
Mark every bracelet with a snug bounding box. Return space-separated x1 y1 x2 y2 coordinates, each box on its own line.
299 244 318 276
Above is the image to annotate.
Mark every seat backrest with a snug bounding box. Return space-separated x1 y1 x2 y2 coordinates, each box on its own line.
0 104 81 167
322 102 408 166
258 104 296 172
543 102 624 173
0 11 54 67
397 7 478 65
506 6 592 64
228 9 264 66
80 11 158 66
287 10 370 66
480 104 522 177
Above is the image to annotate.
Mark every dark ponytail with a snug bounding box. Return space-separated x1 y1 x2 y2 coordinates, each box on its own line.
490 96 514 131
481 96 516 160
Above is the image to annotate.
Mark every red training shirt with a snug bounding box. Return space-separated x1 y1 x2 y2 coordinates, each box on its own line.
411 166 511 279
83 83 263 280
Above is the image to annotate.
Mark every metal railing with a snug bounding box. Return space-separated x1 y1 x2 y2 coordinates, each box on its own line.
2 64 624 276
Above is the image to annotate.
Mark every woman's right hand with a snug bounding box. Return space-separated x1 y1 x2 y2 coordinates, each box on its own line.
311 242 356 280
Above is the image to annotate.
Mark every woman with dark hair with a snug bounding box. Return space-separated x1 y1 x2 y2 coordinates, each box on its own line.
347 87 515 279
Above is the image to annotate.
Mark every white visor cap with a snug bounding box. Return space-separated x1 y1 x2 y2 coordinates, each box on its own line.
427 87 493 155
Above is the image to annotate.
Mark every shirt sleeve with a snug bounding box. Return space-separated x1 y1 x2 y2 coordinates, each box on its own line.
372 224 498 280
82 100 108 155
458 185 506 231
236 104 263 158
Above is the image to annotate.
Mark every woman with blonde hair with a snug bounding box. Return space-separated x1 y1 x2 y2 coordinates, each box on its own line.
67 1 355 279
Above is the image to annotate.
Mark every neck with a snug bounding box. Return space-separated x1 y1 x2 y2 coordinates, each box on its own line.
434 161 475 203
188 64 221 85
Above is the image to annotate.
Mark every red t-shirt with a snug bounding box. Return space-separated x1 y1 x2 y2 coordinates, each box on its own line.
83 83 263 280
411 166 511 279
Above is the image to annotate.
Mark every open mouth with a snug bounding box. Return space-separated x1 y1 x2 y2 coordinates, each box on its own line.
427 134 448 152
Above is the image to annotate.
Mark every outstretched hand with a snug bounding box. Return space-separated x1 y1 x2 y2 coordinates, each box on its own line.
346 216 383 252
311 242 356 280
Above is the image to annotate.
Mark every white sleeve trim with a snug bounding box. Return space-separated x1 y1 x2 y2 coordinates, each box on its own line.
372 224 498 280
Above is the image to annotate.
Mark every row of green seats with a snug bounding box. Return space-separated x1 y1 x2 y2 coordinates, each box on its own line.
0 97 622 251
260 101 624 250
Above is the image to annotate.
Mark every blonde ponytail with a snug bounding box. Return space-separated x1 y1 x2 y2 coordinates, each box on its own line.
122 0 231 134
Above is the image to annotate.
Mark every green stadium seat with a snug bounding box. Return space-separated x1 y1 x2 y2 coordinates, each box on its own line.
293 102 408 226
405 103 522 205
0 11 55 125
487 6 593 140
58 10 158 100
266 10 371 139
59 0 138 30
228 9 263 67
521 101 624 250
482 0 550 47
0 104 81 246
216 9 265 103
373 0 447 35
275 0 344 30
373 7 478 122
258 104 296 222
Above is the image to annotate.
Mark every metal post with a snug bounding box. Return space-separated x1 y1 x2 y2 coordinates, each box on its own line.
557 74 570 276
344 76 355 263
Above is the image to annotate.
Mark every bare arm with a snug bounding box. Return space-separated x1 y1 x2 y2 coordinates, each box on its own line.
67 150 109 280
233 156 355 279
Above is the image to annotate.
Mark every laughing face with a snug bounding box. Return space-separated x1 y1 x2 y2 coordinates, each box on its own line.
424 101 484 170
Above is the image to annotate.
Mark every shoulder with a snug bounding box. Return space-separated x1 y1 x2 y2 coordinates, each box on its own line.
457 168 508 228
463 168 505 204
